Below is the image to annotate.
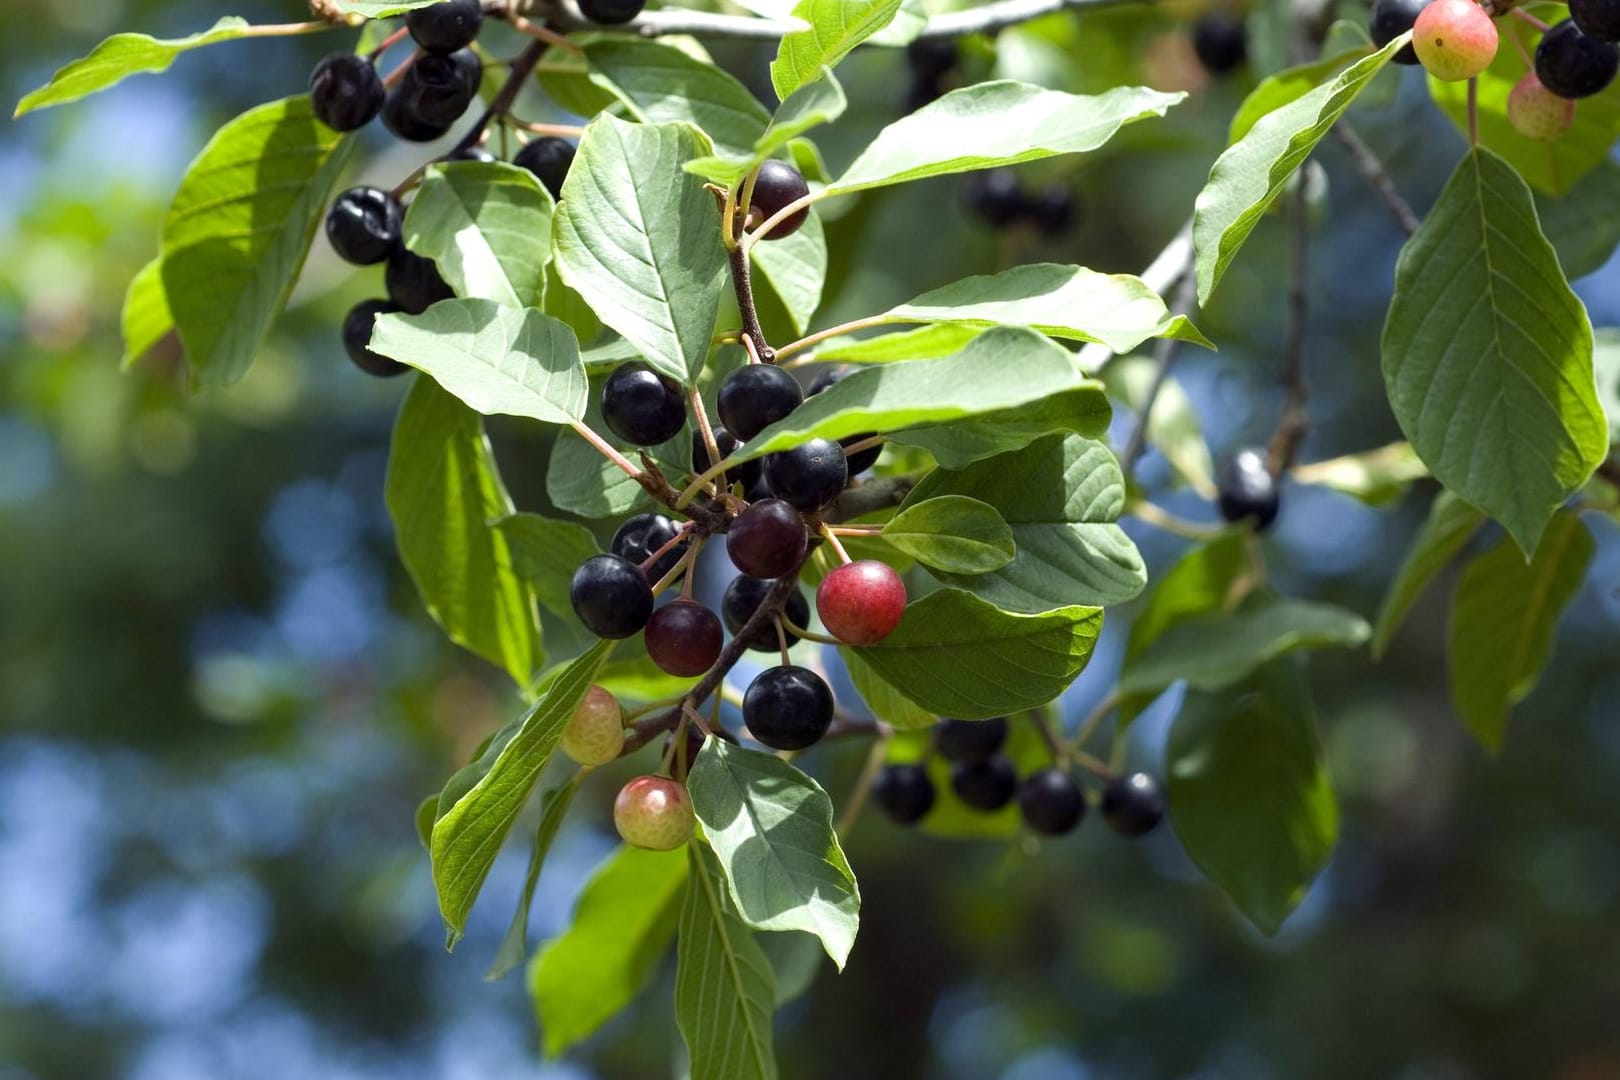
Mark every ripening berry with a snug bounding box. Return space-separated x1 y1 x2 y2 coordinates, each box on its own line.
560 686 625 766
614 776 695 851
1412 0 1498 82
1508 73 1576 139
816 560 906 645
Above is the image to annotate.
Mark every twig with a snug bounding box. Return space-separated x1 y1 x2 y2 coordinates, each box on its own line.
727 245 775 364
1127 500 1227 540
775 315 893 362
1467 76 1480 148
836 734 892 838
824 475 914 523
569 421 643 481
1331 124 1419 237
1118 268 1197 483
449 39 546 159
1267 184 1311 473
1066 691 1118 755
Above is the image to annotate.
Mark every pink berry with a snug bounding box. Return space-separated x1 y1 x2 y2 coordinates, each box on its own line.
815 560 907 645
1508 72 1575 139
613 775 695 851
560 685 624 766
1412 0 1498 81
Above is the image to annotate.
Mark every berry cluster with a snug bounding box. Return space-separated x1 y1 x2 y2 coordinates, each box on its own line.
871 717 1167 839
965 168 1079 234
1193 14 1249 75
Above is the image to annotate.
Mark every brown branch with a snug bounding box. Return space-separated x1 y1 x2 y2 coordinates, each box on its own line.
449 39 546 159
1331 124 1420 237
823 475 914 523
727 245 774 364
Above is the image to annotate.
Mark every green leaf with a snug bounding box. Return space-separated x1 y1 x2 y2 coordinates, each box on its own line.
1099 353 1215 498
771 0 903 102
1125 533 1249 661
486 779 580 981
676 843 779 1080
15 17 254 116
882 496 1015 573
853 589 1103 719
547 428 654 518
903 435 1145 612
759 932 823 1007
1119 595 1370 698
1447 510 1594 751
1193 38 1402 305
828 82 1183 195
402 162 554 309
585 40 771 159
687 75 849 186
430 639 613 945
386 378 543 686
688 742 860 968
890 385 1114 469
1594 329 1620 441
492 513 601 618
1371 491 1486 658
1290 442 1429 507
329 1 443 15
1381 148 1605 556
120 257 173 371
842 649 935 729
1169 658 1338 934
370 301 587 424
553 116 728 384
1537 162 1620 279
804 324 982 365
734 326 1105 460
1228 43 1370 144
751 210 827 336
531 844 689 1057
160 96 353 386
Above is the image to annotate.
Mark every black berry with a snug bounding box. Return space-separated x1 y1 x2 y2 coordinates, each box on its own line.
309 53 385 132
602 362 686 446
1017 768 1087 835
570 554 655 639
718 363 804 441
749 161 811 239
447 144 498 163
726 499 807 579
906 38 958 82
950 756 1018 812
935 717 1008 762
721 575 811 652
873 764 937 825
1101 772 1166 837
806 366 880 474
743 666 834 750
763 438 848 512
693 426 762 490
611 512 687 582
1028 186 1077 234
1216 447 1280 530
395 51 477 128
326 187 403 266
1370 0 1431 63
966 169 1029 227
406 0 484 54
644 601 724 677
1536 19 1620 98
514 137 576 200
386 250 454 315
579 0 648 24
342 300 408 377
1193 14 1248 73
382 86 453 142
1572 0 1620 41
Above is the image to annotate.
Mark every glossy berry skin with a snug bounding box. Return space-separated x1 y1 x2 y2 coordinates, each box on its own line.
1572 0 1620 41
1508 73 1576 139
327 187 403 266
1412 0 1497 82
570 554 654 639
1101 772 1166 837
763 438 848 512
749 161 812 238
872 764 936 825
817 560 906 645
1018 768 1087 835
447 144 498 163
966 169 1029 227
718 363 803 441
935 717 1008 763
1536 19 1620 98
726 499 807 579
950 756 1018 812
579 0 648 24
342 300 408 377
1217 447 1280 530
612 512 687 583
1193 14 1248 74
602 362 686 446
693 426 762 490
645 601 724 677
407 0 483 53
386 250 454 315
560 685 624 766
743 666 834 751
514 137 576 199
382 86 453 142
1370 0 1431 64
805 367 881 474
614 776 695 851
309 53 384 131
396 52 478 128
722 575 810 652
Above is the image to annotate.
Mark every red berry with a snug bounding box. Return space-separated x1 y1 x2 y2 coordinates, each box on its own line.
1508 73 1576 138
816 560 907 645
560 685 624 765
614 776 695 850
644 601 724 677
1412 0 1497 81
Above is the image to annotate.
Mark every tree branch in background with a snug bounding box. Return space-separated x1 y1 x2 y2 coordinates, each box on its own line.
1267 185 1312 472
1332 124 1420 236
1117 262 1197 483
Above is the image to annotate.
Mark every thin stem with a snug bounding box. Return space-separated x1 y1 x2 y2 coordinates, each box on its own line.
776 618 792 666
742 191 825 253
1510 7 1552 29
507 119 587 137
450 39 546 159
639 521 696 574
624 693 687 721
1067 691 1118 755
819 523 853 565
1074 219 1194 372
505 11 582 48
1331 124 1420 236
774 315 895 362
690 385 724 488
678 537 705 600
780 618 843 646
382 49 423 90
840 434 886 458
1071 749 1114 781
570 421 644 481
824 475 915 523
241 20 335 38
836 735 892 838
1467 76 1480 148
1119 267 1198 483
1030 709 1064 764
676 457 735 510
825 524 883 537
1126 500 1227 540
367 25 412 59
727 245 774 363
1267 182 1312 473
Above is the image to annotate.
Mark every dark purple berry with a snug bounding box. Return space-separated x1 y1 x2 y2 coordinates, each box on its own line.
644 601 724 677
693 426 762 490
611 512 687 583
342 300 408 377
743 665 834 750
406 0 483 54
726 499 807 579
966 169 1029 227
602 362 686 446
514 137 576 200
1193 14 1248 73
935 717 1007 763
749 161 811 239
382 86 453 142
763 438 848 512
1101 772 1166 837
570 554 654 639
1018 768 1086 835
309 53 385 132
1216 447 1280 530
579 0 648 24
950 756 1018 812
1572 0 1620 41
1371 0 1431 63
722 575 810 652
385 250 454 315
1536 19 1620 98
873 764 936 824
396 51 477 128
805 367 880 474
326 187 403 266
718 363 804 441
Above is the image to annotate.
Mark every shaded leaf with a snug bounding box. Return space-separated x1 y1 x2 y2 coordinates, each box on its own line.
16 17 253 116
1372 491 1486 658
1100 354 1216 497
486 779 580 981
493 512 601 618
676 843 778 1080
120 256 172 371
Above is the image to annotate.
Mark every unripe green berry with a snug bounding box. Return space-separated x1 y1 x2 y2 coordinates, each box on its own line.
560 685 624 766
614 775 696 851
1412 0 1498 81
1508 72 1576 139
